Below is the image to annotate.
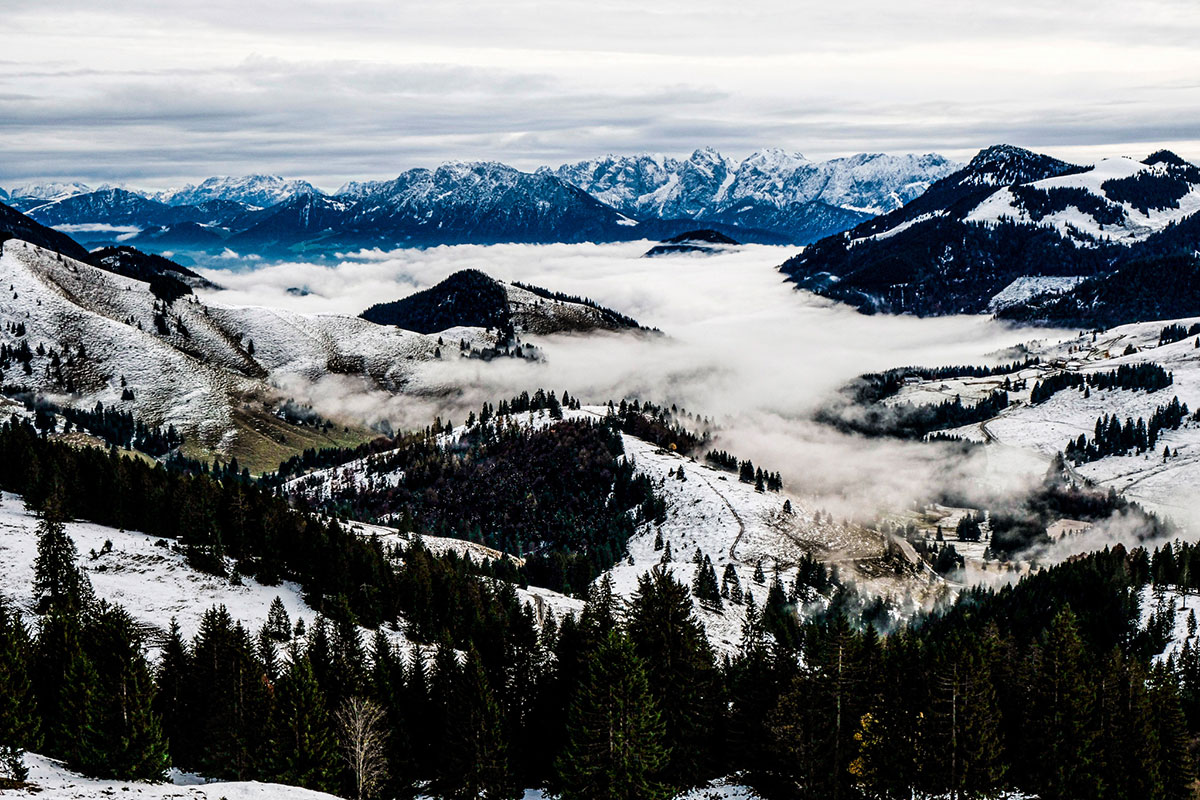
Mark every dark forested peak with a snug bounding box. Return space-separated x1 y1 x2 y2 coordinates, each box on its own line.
361 268 645 335
643 228 741 257
0 199 92 261
360 269 511 335
89 246 215 288
1143 149 1192 167
662 229 740 246
962 144 1082 186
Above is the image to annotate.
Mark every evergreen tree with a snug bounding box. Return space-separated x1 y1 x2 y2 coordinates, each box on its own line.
1024 608 1099 800
266 597 291 642
270 653 339 793
0 602 38 783
556 629 670 800
154 619 193 767
433 646 510 799
34 605 102 774
32 491 88 613
83 602 169 780
626 568 719 788
1150 663 1194 800
187 606 272 780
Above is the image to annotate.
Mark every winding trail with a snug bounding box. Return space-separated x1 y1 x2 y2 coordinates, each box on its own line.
692 471 747 560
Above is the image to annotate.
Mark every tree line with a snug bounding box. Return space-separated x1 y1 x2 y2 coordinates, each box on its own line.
1030 362 1173 404
1063 397 1193 464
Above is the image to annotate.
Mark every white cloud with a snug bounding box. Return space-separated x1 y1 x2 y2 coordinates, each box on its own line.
198 241 1064 515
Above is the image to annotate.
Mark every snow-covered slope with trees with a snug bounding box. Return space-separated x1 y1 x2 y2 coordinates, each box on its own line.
0 238 459 467
781 145 1200 319
282 405 934 655
13 753 342 800
886 317 1200 523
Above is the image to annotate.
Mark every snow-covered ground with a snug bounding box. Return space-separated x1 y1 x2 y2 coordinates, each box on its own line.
286 407 939 654
987 275 1087 311
1140 585 1200 662
7 754 760 800
965 156 1200 244
4 753 340 800
0 491 315 646
885 317 1200 528
0 487 580 659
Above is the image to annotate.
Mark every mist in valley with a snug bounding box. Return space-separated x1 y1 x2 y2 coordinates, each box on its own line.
194 242 1076 525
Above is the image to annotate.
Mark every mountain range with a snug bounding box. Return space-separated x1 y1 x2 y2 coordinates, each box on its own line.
2 149 957 257
779 145 1200 326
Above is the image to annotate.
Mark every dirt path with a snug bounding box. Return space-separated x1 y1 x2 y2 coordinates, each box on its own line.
693 472 747 560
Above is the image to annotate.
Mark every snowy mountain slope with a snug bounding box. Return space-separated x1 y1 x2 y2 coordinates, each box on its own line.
4 181 94 211
597 419 929 653
158 175 321 209
986 276 1087 312
780 145 1200 318
25 188 183 228
278 406 935 655
0 491 315 647
888 317 1200 522
16 150 954 256
0 238 454 468
964 155 1200 244
0 485 575 652
339 161 639 247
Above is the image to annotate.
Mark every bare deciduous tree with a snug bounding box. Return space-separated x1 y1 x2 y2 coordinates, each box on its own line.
337 696 389 800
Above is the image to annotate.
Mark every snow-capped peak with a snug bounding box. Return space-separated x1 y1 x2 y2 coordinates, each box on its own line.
161 175 321 209
7 181 94 202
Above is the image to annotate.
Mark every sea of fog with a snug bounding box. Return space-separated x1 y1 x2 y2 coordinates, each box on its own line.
196 242 1066 518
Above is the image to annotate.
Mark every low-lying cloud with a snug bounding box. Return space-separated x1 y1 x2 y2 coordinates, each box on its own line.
198 242 1065 518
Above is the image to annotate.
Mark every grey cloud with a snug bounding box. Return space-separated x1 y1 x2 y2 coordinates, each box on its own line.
2 1 1199 185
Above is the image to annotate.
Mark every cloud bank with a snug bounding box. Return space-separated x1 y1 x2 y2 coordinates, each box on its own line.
198 241 1063 516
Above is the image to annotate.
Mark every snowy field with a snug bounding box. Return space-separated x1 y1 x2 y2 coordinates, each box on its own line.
5 754 762 800
888 316 1200 529
5 753 341 800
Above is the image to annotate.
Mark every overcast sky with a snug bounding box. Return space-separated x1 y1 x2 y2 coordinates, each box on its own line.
3 0 1200 190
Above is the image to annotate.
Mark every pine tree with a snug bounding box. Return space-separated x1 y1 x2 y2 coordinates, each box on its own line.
626 567 719 788
270 653 339 793
0 602 38 783
187 606 271 780
433 646 510 799
34 605 102 773
1024 608 1099 800
33 492 87 613
154 619 193 767
1149 662 1194 800
267 597 291 642
83 602 169 781
556 629 670 800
